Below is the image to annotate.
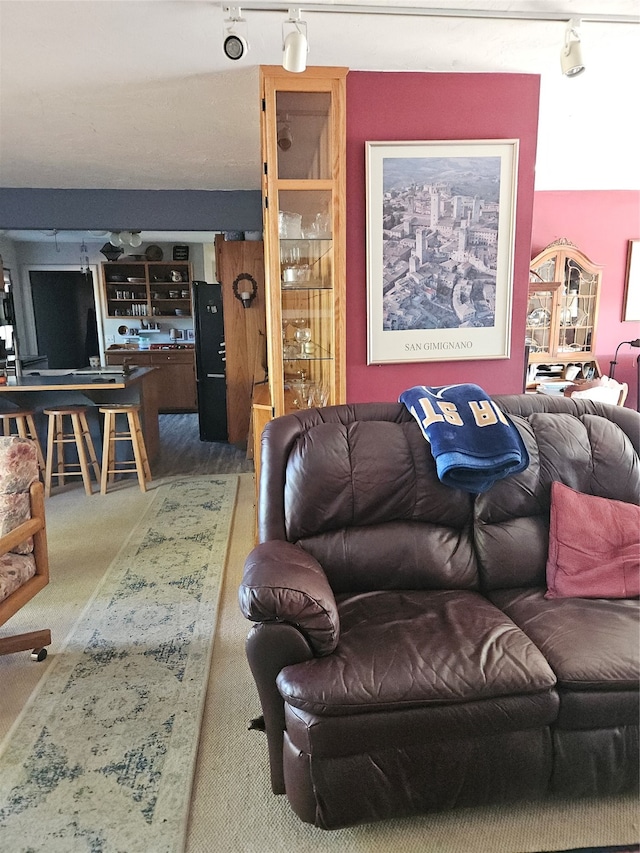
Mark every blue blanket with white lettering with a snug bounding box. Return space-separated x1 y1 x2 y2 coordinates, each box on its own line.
399 383 529 493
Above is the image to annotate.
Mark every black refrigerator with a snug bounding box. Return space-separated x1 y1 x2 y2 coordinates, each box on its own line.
192 281 228 442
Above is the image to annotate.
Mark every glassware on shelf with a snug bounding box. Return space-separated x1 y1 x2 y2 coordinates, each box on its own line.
289 376 329 409
310 382 329 407
294 326 312 354
302 212 332 240
289 372 312 409
278 211 303 239
282 265 311 288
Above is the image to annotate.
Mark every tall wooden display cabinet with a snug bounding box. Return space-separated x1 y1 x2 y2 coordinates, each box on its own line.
252 66 348 475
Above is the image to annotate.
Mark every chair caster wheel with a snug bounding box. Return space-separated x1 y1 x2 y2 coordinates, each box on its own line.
31 648 48 662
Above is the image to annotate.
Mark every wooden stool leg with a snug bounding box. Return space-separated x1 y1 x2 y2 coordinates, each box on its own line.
44 413 56 498
25 414 46 471
127 411 147 492
1 419 10 437
70 413 93 496
100 410 113 495
55 414 66 486
79 411 101 482
107 415 117 484
14 415 28 439
132 411 151 482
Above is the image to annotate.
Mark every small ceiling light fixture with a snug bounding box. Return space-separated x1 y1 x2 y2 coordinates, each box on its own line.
109 230 143 248
282 7 308 73
41 229 61 252
561 18 585 77
223 5 248 61
277 117 293 151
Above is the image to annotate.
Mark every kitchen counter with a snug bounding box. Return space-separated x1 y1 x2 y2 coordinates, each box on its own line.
0 367 161 464
0 367 155 392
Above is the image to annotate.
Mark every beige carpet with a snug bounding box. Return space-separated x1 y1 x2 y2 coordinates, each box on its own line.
1 475 638 853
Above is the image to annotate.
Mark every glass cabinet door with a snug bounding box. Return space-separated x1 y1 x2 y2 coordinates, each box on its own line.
557 255 598 355
526 281 559 358
261 67 347 418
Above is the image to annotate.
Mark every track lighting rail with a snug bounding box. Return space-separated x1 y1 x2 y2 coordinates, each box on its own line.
222 3 639 26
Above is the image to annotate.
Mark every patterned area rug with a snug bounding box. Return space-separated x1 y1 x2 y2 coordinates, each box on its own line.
0 475 238 853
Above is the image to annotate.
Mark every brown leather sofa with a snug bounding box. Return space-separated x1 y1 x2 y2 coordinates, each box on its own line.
239 394 639 829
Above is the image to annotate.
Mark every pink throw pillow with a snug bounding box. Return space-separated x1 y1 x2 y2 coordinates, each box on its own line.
545 481 640 599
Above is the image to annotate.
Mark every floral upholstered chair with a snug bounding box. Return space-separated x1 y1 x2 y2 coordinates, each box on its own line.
0 436 51 660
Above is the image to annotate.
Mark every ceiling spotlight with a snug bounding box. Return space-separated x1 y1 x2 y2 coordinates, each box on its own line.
223 6 248 61
561 18 585 77
129 231 143 248
277 119 293 151
283 8 308 73
109 231 123 247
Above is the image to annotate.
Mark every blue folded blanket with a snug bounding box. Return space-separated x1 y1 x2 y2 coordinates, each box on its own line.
399 383 530 493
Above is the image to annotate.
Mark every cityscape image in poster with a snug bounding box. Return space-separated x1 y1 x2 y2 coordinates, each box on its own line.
381 156 502 332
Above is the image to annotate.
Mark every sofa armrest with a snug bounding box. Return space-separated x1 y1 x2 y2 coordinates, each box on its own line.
239 540 340 656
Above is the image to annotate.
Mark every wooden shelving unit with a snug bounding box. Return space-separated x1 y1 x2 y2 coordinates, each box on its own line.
101 261 193 319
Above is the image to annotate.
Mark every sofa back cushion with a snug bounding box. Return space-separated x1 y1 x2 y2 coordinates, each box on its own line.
282 419 478 593
475 412 640 590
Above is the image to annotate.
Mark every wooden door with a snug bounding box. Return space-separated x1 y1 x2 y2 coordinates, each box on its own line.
215 237 266 448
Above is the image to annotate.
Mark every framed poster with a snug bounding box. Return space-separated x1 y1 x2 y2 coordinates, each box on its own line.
622 239 640 322
366 139 519 364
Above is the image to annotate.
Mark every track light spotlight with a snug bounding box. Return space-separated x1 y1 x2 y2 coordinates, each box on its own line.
223 5 248 61
282 8 308 73
561 18 585 77
277 119 293 151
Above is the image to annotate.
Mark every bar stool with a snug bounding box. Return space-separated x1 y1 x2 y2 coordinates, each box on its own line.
99 405 151 494
0 409 46 472
43 406 101 497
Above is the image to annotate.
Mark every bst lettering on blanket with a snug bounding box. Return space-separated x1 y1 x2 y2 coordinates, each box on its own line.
418 397 509 430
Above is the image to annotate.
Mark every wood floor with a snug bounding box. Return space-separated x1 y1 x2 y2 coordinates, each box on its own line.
152 414 255 478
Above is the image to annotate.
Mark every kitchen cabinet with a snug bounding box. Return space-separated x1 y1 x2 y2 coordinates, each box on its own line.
527 239 602 383
105 349 197 412
101 261 192 319
258 66 347 425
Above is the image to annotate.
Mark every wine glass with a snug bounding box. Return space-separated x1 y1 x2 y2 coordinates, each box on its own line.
294 327 312 358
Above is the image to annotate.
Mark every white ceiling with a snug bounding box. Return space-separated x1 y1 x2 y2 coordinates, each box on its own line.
1 0 639 193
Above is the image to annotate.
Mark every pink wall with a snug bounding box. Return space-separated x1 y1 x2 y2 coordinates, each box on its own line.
532 191 640 410
345 71 541 403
